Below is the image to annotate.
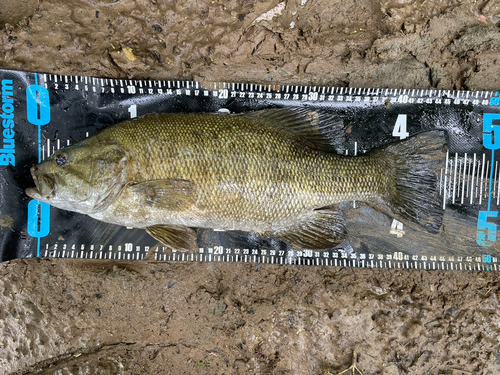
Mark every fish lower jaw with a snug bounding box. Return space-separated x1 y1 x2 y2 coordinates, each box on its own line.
25 187 44 200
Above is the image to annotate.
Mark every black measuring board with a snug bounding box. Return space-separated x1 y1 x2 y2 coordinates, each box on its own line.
1 68 499 270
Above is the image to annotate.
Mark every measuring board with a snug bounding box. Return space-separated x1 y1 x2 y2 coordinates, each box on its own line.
1 69 499 270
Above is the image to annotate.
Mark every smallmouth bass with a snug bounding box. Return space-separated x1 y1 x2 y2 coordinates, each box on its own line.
26 108 446 250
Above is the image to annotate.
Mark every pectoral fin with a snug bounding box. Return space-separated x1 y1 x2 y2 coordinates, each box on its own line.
129 179 195 210
273 208 347 250
146 225 197 251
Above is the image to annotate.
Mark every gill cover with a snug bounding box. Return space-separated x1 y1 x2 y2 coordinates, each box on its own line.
89 143 129 213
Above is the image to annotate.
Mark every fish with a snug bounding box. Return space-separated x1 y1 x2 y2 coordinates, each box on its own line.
26 108 447 251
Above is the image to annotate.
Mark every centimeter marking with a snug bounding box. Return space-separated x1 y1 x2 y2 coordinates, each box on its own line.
438 152 500 206
41 246 499 271
35 73 500 269
42 73 497 104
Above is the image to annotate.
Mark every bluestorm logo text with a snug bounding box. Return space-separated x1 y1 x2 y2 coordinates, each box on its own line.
0 79 15 166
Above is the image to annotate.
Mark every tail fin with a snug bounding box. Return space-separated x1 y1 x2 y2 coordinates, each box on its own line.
373 131 447 233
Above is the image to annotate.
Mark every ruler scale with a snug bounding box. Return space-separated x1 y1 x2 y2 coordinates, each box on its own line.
1 69 500 270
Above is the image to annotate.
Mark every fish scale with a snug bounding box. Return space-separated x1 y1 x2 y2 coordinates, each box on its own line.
89 112 390 233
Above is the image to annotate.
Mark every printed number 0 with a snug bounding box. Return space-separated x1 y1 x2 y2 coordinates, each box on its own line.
392 114 409 140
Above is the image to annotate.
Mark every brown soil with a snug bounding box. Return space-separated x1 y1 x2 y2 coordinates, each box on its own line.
1 0 500 374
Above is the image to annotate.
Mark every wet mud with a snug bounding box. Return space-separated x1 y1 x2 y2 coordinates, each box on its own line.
1 0 500 374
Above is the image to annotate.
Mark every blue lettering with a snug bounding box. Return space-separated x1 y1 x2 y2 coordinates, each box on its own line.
1 79 13 97
2 118 13 128
3 128 14 139
0 79 15 167
490 96 500 106
2 102 13 112
482 254 492 263
0 153 14 166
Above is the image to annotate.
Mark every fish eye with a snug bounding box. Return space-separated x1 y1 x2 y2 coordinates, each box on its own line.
55 153 68 166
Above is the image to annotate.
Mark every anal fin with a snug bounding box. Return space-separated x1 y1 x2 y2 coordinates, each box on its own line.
146 225 197 252
272 208 347 250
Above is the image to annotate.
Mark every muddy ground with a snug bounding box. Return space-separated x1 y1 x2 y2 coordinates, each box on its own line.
1 0 500 374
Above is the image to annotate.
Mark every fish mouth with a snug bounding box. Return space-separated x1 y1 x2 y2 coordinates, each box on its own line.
25 166 55 201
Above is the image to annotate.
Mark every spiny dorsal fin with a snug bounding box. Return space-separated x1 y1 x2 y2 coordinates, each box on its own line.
241 108 345 153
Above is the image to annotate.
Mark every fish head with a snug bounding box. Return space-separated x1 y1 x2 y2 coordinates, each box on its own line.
26 141 128 214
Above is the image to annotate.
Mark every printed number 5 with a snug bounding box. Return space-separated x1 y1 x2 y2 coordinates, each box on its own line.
483 113 500 150
477 211 498 247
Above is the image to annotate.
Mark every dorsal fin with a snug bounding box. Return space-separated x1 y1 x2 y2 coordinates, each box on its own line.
241 108 345 153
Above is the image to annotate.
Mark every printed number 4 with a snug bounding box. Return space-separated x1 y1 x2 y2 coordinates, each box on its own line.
392 114 409 140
